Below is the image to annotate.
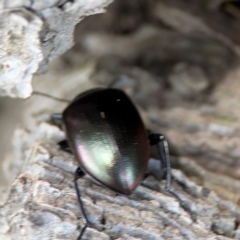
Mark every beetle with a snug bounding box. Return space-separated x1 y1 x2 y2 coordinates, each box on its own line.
49 88 192 240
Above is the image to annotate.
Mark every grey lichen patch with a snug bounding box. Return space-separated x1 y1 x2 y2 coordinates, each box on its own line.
3 1 31 8
0 8 43 98
0 0 113 98
211 217 236 238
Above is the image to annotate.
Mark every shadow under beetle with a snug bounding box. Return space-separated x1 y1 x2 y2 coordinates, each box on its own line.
50 88 194 240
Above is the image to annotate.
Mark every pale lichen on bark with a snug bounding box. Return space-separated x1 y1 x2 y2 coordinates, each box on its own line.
0 0 112 98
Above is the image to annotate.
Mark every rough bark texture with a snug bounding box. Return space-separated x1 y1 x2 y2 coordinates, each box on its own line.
1 0 240 239
0 124 239 240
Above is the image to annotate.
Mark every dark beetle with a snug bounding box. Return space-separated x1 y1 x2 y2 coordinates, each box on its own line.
51 88 190 240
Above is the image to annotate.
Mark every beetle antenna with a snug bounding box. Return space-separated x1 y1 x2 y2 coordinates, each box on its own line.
32 91 70 103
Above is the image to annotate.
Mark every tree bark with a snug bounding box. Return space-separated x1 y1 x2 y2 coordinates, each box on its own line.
1 0 240 239
0 124 239 239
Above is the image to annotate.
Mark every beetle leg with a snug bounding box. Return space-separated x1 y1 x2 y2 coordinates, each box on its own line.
58 139 72 153
146 158 163 180
148 133 196 222
148 133 171 190
74 167 90 240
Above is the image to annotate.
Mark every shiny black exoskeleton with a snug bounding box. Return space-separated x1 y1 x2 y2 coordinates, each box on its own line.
52 88 191 240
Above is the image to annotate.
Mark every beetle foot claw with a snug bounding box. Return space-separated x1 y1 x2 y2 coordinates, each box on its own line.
168 189 197 222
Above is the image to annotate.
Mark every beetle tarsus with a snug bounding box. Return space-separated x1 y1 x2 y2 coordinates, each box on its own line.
74 167 90 240
168 189 197 222
77 224 88 240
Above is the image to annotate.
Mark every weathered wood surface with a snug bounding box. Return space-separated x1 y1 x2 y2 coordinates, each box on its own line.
1 0 240 239
0 123 239 239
